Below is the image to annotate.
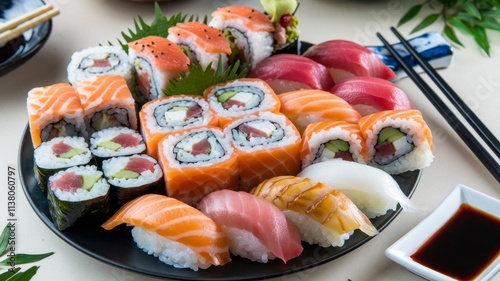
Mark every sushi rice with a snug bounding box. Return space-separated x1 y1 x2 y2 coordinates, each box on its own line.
49 165 109 201
90 126 146 158
102 154 162 188
222 226 276 263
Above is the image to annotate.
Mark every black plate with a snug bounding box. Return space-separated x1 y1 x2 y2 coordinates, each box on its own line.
0 0 52 76
19 124 421 281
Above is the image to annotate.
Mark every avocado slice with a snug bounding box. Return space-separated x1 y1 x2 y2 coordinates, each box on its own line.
169 105 189 112
324 139 349 153
82 174 102 191
378 127 405 143
97 140 121 151
217 91 238 104
112 169 140 179
59 148 87 159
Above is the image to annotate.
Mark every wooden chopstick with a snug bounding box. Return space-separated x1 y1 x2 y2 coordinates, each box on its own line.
0 4 59 45
376 31 500 183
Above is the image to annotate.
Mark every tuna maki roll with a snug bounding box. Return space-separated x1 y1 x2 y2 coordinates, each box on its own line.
90 126 146 165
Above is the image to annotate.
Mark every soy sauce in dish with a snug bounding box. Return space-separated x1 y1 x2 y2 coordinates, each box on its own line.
411 203 500 280
0 35 25 63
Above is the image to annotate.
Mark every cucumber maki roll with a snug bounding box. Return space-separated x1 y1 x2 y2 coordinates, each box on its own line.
90 126 146 165
102 154 163 206
34 136 93 192
47 165 110 231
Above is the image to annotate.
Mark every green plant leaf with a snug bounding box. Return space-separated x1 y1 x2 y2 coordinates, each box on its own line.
462 1 482 20
0 252 54 266
455 11 479 22
444 25 465 46
447 16 475 35
5 266 39 281
0 267 20 280
472 25 490 56
477 18 500 30
0 224 10 256
411 13 441 33
482 10 500 18
397 4 423 27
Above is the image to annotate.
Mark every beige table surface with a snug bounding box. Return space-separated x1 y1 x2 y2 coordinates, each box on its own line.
0 0 499 280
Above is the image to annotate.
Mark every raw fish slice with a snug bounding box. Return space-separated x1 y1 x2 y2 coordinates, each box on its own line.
211 6 275 32
248 54 334 94
298 160 426 218
251 176 378 247
329 76 415 116
168 21 231 54
303 40 396 84
278 89 361 133
102 194 231 269
197 190 303 263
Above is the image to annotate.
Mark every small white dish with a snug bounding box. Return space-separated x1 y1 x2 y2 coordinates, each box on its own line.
385 184 500 281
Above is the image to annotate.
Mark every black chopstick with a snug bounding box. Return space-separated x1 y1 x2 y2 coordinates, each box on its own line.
376 31 500 183
390 27 500 159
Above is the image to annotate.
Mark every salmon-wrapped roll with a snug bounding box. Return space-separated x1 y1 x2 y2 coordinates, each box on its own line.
359 109 434 174
251 176 378 247
157 126 239 206
27 83 87 148
223 111 301 192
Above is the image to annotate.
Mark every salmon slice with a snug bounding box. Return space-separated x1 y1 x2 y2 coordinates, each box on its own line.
211 6 275 32
102 194 231 267
128 36 190 72
278 89 361 133
168 21 231 54
27 83 86 147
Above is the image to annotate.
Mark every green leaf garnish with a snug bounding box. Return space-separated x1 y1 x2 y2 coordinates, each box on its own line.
0 224 10 256
0 253 54 266
410 13 440 33
163 58 248 96
0 267 20 280
5 265 39 281
397 4 423 27
444 25 464 46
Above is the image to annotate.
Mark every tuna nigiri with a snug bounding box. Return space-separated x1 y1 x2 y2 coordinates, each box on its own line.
248 54 334 94
278 89 361 133
197 190 303 263
101 194 231 271
303 40 396 84
251 176 378 247
329 76 415 116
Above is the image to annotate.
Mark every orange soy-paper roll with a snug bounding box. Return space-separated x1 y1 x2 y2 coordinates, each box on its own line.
223 111 302 192
203 78 280 127
27 83 87 148
139 95 218 160
157 126 239 206
301 120 368 170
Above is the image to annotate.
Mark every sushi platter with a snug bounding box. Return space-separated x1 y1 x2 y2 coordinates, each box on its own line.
19 1 435 280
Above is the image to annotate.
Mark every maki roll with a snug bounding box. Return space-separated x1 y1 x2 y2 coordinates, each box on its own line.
47 165 110 231
67 46 134 89
157 126 239 206
128 36 190 102
76 75 138 135
209 5 275 70
139 95 218 160
167 21 231 70
204 78 280 127
300 120 368 169
90 126 146 164
102 154 163 206
359 109 434 174
223 111 301 192
27 83 87 148
34 136 93 192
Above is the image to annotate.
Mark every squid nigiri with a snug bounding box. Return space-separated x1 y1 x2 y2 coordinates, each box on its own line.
329 76 415 116
101 194 231 271
251 176 378 247
303 40 396 84
197 190 303 263
248 54 334 94
298 160 426 218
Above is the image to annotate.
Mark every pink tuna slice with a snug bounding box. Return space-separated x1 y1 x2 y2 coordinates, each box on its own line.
93 59 111 68
223 98 246 110
191 138 211 156
50 172 82 193
329 76 415 116
303 40 396 84
52 141 72 156
186 105 203 120
138 72 152 99
197 190 303 263
112 133 141 148
248 54 334 94
124 156 155 174
239 123 268 139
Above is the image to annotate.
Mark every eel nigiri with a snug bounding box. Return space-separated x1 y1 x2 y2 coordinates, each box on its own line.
278 89 361 133
102 194 231 271
303 39 396 84
251 176 378 247
197 190 303 263
248 54 334 94
329 76 415 116
298 160 426 218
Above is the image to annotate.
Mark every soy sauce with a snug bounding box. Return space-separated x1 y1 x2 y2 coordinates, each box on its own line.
411 203 500 280
0 35 25 63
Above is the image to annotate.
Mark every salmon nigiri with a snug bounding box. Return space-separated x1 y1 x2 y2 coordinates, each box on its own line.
278 89 361 133
251 176 378 247
102 194 231 271
198 190 303 263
